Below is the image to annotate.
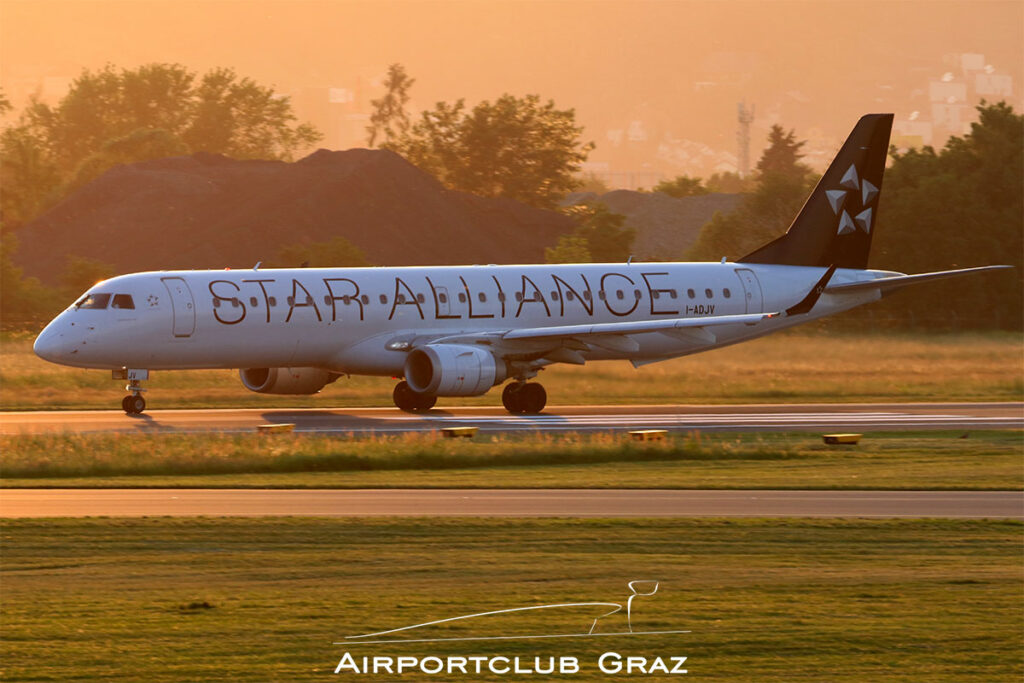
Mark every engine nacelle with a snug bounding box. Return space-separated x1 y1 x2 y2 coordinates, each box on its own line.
404 344 506 396
239 367 338 395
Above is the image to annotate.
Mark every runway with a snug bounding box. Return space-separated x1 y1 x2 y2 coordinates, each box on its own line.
1 402 1021 435
1 489 1020 518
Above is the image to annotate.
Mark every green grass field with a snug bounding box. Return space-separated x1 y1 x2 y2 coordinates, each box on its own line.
2 431 1021 489
2 331 1021 410
1 517 1020 682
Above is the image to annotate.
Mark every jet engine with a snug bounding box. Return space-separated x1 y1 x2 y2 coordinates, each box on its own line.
239 367 340 395
404 344 506 396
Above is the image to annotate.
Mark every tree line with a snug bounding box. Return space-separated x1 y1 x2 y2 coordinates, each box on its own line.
1 61 1018 331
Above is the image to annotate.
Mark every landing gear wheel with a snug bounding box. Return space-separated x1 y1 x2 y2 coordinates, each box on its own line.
502 382 525 414
393 381 436 412
124 394 146 415
502 382 546 414
519 383 546 414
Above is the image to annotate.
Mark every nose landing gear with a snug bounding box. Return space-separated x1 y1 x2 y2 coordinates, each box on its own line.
114 368 149 415
501 381 546 415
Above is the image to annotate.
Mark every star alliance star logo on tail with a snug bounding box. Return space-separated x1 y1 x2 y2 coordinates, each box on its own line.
827 164 878 236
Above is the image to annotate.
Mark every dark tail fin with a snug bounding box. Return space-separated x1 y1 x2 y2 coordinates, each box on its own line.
739 114 893 269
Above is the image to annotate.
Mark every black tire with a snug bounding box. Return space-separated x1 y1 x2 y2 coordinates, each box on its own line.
415 392 437 411
393 381 434 412
126 395 146 415
501 382 525 414
519 383 547 414
122 395 132 413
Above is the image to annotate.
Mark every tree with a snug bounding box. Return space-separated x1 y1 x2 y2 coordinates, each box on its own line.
549 203 635 263
865 101 1023 329
653 175 708 198
0 63 321 227
705 171 755 194
393 93 593 209
576 173 610 195
686 125 814 261
276 236 371 268
545 234 592 264
366 64 415 148
0 231 62 326
757 125 809 180
60 255 116 295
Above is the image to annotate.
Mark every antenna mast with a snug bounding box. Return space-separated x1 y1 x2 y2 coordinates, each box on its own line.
737 101 755 178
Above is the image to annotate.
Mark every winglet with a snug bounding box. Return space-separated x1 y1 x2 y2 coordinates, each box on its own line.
786 265 837 316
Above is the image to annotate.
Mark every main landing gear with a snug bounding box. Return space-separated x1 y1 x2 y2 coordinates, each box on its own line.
502 381 546 415
114 368 149 415
393 380 437 412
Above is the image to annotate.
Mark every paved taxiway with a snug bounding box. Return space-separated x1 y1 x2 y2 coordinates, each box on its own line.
2 489 1020 518
2 402 1021 435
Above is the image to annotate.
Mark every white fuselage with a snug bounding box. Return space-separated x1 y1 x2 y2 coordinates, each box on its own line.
34 261 884 375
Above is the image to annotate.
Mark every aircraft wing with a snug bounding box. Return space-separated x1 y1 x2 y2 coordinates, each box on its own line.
427 310 780 361
426 267 837 357
826 265 1012 294
499 311 779 342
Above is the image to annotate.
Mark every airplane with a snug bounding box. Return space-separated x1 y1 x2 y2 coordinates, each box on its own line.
33 114 1009 415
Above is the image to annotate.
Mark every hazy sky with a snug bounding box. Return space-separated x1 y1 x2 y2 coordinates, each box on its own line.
2 0 1022 171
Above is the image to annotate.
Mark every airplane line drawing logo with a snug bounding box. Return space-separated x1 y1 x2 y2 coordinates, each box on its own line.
335 580 690 645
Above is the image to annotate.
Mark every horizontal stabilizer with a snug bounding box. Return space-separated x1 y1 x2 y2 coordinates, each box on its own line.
826 265 1012 294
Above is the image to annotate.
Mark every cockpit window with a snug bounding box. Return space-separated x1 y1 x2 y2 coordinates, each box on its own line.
111 294 135 309
76 293 111 309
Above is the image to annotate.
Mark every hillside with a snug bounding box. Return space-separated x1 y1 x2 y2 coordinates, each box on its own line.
563 189 743 260
14 149 575 284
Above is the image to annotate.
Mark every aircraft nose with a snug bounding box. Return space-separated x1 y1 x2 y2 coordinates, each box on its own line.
33 323 67 363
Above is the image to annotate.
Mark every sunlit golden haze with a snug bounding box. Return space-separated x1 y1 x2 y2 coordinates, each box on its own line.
2 0 1021 182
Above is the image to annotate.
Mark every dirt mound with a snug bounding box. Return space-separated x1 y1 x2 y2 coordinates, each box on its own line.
15 149 575 284
563 190 743 260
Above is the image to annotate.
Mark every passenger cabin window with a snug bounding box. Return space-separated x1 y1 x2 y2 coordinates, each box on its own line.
250 297 259 307
634 290 642 300
379 294 388 304
269 296 277 307
723 288 731 298
416 293 425 304
111 294 135 309
458 292 467 303
704 288 713 299
77 293 111 309
687 289 695 299
478 292 487 302
361 295 369 305
438 293 448 304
